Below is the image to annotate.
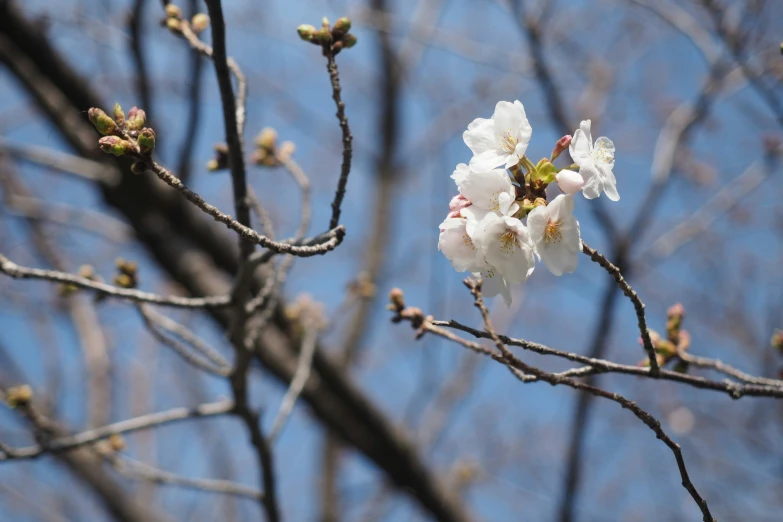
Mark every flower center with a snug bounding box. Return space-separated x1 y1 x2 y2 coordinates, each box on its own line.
462 232 476 251
592 140 614 164
500 230 518 253
544 220 562 243
498 130 517 153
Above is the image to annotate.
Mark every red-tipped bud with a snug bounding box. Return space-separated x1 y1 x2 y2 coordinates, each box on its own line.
113 103 125 127
551 134 572 161
137 127 156 155
98 136 133 156
88 108 117 136
126 107 146 131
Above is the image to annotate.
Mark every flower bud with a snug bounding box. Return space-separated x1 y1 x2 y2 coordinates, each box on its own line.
533 197 547 208
555 170 584 195
116 258 138 277
316 27 332 45
191 13 209 33
78 264 96 280
165 3 182 19
341 33 358 48
137 127 156 155
551 134 572 161
113 103 125 127
255 127 277 151
166 17 181 31
206 159 221 171
332 41 344 54
448 194 471 218
321 17 330 28
126 107 146 131
6 385 33 408
297 24 317 42
388 288 405 311
98 136 134 156
532 158 557 183
108 434 126 452
332 17 351 38
114 273 134 288
88 108 117 136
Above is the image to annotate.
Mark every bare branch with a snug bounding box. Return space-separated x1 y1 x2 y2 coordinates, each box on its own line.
581 241 659 374
0 253 232 308
0 400 234 461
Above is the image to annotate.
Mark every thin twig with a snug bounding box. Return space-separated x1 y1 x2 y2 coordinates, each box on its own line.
325 51 354 230
105 453 263 500
268 325 318 444
581 241 660 374
434 319 783 399
146 160 345 257
0 253 231 308
137 304 231 376
0 400 234 460
397 286 714 522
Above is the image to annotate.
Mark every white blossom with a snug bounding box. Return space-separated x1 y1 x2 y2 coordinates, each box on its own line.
527 194 582 276
452 163 518 215
474 268 512 306
473 212 536 286
438 212 487 273
568 119 619 201
463 101 533 171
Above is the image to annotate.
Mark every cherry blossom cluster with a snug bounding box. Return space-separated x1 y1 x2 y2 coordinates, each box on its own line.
438 101 619 305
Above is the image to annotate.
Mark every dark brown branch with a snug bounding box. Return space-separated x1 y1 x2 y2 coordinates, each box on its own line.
581 241 659 374
325 51 354 230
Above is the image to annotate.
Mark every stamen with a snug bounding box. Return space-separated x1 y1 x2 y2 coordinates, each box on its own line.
462 233 476 251
544 220 562 243
500 230 517 253
498 130 517 153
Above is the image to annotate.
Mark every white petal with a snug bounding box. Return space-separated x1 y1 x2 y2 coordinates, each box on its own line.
580 166 602 199
526 205 547 238
568 128 592 166
579 120 593 147
451 163 471 188
492 101 522 145
592 136 615 167
480 270 512 306
469 149 511 171
463 118 496 156
555 170 584 195
483 217 536 285
438 218 481 272
512 100 533 147
459 168 514 212
548 194 574 223
601 167 620 201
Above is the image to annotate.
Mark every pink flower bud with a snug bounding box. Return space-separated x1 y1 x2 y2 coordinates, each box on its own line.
551 135 572 160
555 170 584 195
447 194 472 218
